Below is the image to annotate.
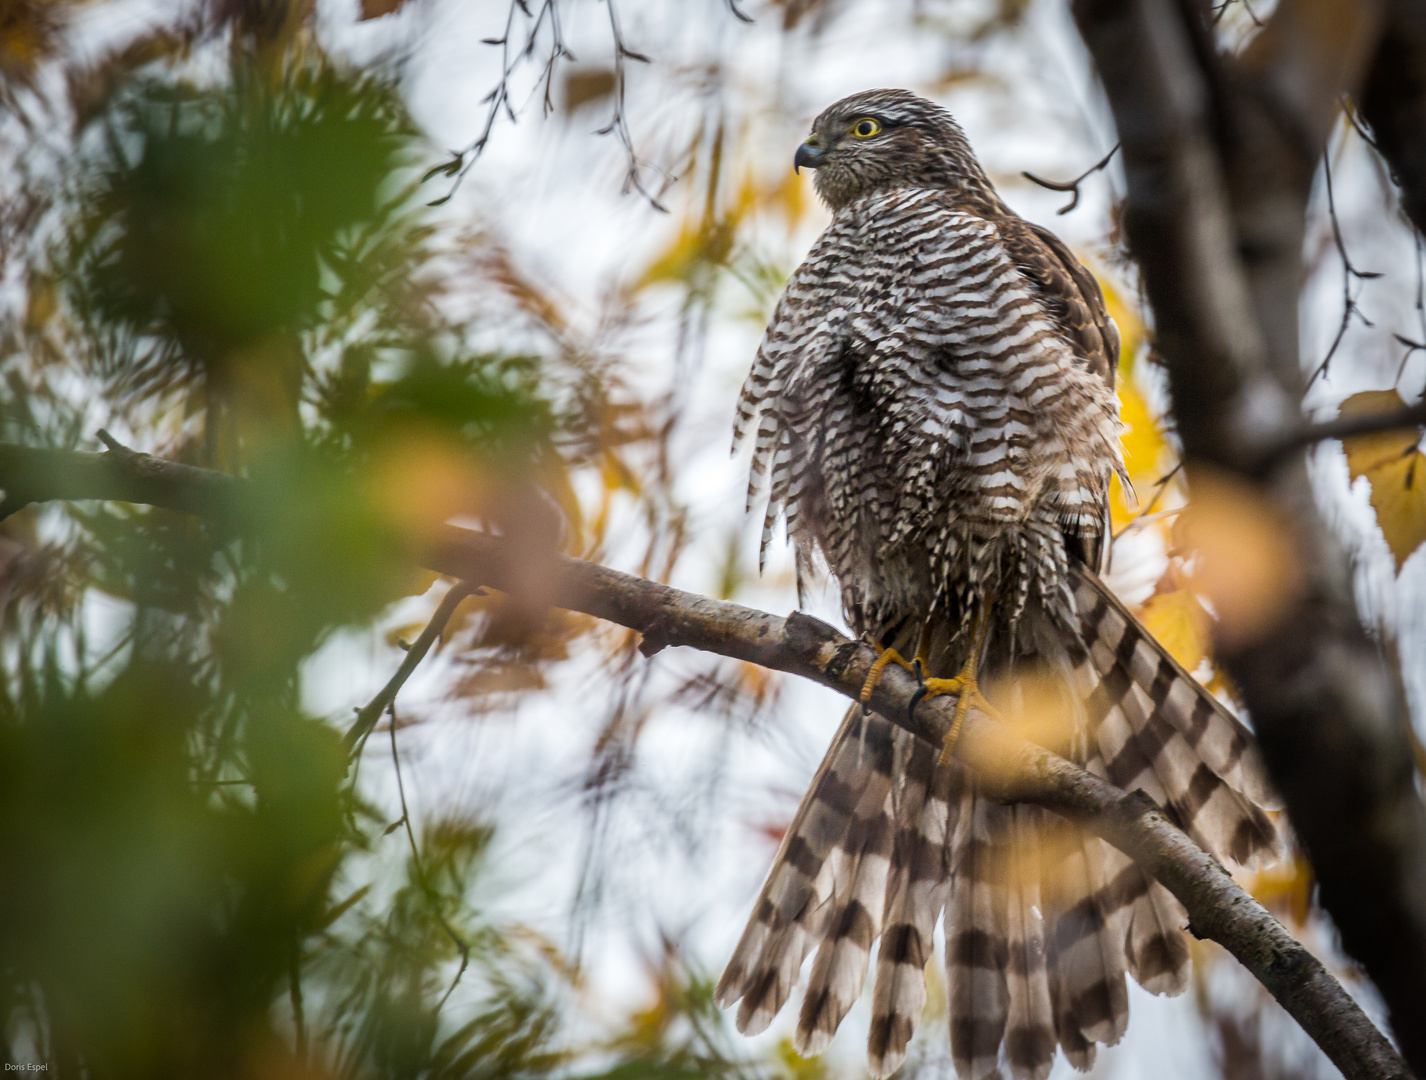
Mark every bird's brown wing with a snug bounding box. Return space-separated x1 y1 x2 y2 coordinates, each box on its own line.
1000 218 1122 571
1010 221 1121 390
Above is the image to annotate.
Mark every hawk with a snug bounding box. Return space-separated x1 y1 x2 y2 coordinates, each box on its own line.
716 89 1280 1080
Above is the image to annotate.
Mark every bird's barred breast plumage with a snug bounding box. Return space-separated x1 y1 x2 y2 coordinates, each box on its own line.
735 185 1123 635
717 89 1281 1080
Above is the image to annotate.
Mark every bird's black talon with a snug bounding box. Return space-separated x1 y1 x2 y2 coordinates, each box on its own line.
907 685 928 724
912 657 925 686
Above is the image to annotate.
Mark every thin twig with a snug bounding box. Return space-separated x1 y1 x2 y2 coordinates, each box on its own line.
595 0 668 211
423 0 667 211
425 0 570 207
386 704 471 1012
1308 147 1381 389
1399 232 1426 384
289 935 306 1061
1339 96 1382 153
1022 144 1120 214
1111 461 1184 541
345 580 481 753
1211 0 1263 27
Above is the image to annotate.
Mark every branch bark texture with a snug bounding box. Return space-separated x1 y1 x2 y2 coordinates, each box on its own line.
0 440 1408 1080
1072 0 1426 1069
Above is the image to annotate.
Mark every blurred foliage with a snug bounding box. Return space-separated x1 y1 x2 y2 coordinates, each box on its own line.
0 23 575 1068
0 1 798 1077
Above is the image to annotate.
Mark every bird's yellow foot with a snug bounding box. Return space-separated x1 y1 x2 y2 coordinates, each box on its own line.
921 661 1003 766
858 645 916 711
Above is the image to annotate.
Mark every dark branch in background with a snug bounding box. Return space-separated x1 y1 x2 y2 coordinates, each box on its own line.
1022 143 1119 213
1358 0 1426 236
1260 395 1426 468
1072 0 1426 1070
1307 148 1381 389
0 439 1408 1080
346 580 481 753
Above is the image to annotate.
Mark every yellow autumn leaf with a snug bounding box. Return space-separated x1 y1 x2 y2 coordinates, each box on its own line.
1139 588 1209 673
1239 855 1314 927
1364 449 1426 571
1098 275 1145 376
1339 390 1419 480
1339 390 1426 571
1117 376 1169 490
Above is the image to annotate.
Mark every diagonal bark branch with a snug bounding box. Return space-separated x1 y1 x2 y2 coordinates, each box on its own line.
1072 0 1426 1069
0 439 1409 1080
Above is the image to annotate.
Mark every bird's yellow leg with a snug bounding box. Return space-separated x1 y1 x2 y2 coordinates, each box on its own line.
914 607 1002 765
858 643 916 707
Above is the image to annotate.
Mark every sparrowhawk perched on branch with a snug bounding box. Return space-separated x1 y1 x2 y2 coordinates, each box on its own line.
716 89 1280 1080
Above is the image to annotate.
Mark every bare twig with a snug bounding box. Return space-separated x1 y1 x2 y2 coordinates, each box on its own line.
1400 231 1426 384
0 439 1408 1079
1111 460 1185 541
1211 0 1264 28
346 580 480 753
386 703 471 1012
425 0 572 208
1308 147 1381 389
1022 143 1120 214
1340 95 1383 153
594 0 667 210
423 0 669 211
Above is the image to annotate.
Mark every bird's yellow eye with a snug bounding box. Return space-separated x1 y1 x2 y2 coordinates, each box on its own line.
850 118 881 138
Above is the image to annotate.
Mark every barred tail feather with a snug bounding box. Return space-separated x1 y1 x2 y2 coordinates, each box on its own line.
1004 804 1055 1080
721 571 1279 1077
716 707 896 1034
795 783 895 1054
1070 566 1282 866
1044 824 1130 1050
868 740 957 1077
946 790 1009 1080
1121 865 1191 996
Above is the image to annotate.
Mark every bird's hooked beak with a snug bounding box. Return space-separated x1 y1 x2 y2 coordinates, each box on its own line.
794 139 826 173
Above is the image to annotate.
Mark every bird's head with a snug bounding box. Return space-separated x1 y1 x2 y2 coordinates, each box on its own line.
794 89 993 210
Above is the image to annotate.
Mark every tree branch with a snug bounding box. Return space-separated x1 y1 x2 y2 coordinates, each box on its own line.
345 580 481 753
0 438 240 522
1261 395 1426 467
0 439 1408 1080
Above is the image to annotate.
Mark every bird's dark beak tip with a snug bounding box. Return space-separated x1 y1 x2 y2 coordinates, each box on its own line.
794 143 822 174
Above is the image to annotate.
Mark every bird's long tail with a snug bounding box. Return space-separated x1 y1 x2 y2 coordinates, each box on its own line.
714 566 1280 1080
